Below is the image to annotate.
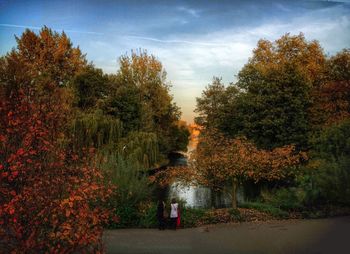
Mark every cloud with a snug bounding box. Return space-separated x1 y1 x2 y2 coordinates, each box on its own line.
176 6 201 18
0 23 104 35
123 35 232 47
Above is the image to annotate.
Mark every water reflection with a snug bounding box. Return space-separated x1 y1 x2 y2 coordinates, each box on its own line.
167 152 239 208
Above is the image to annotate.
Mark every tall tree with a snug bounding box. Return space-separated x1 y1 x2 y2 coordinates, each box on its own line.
104 50 187 155
195 77 242 136
237 33 326 149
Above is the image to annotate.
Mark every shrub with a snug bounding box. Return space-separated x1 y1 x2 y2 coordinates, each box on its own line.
138 202 157 228
180 207 206 228
261 188 304 211
304 119 350 206
111 205 140 228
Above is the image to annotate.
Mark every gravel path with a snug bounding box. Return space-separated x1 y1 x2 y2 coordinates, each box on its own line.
103 216 350 254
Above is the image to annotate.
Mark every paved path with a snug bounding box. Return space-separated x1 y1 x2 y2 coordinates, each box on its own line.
103 216 350 254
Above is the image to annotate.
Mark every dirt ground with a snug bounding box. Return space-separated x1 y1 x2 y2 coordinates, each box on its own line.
103 216 350 254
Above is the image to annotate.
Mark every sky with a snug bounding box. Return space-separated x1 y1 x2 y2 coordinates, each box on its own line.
0 0 349 123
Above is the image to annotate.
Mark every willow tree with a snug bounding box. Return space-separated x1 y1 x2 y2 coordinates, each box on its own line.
70 110 122 152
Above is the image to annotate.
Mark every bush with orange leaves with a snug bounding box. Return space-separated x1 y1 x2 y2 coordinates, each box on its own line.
153 129 307 209
0 86 115 253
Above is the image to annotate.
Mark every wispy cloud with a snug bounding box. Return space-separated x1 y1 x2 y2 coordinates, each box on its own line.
123 35 233 47
177 6 201 18
0 23 104 35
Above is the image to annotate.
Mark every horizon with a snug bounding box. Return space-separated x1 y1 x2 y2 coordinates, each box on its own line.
1 0 349 123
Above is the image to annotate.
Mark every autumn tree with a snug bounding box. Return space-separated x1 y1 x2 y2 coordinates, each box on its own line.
154 129 305 209
236 33 326 149
310 49 350 126
0 27 113 252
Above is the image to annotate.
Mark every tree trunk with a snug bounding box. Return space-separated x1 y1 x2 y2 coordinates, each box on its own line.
232 178 238 209
210 188 216 208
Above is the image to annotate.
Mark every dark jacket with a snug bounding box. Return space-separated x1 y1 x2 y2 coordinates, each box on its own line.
156 201 164 219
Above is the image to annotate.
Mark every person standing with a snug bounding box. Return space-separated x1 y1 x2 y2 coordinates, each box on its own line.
170 198 179 230
156 199 166 230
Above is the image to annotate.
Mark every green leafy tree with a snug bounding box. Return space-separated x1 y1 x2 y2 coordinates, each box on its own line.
103 83 143 133
236 33 326 149
195 77 242 136
104 50 187 155
72 66 109 110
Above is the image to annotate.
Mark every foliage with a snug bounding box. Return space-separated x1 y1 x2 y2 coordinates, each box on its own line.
71 110 123 153
153 129 306 209
314 158 350 205
102 83 143 133
102 153 153 207
179 207 206 228
311 49 350 126
236 33 326 149
104 50 187 155
193 34 350 216
261 188 305 211
299 120 350 206
228 208 242 221
0 26 86 94
119 131 161 169
72 66 109 111
111 205 140 228
0 27 113 252
195 78 242 136
312 119 350 160
138 202 158 228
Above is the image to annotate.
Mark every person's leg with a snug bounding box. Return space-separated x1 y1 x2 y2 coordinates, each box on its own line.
158 218 162 230
172 218 177 230
159 218 164 230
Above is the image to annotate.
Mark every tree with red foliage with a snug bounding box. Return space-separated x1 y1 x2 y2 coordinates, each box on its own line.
0 27 114 253
310 49 350 126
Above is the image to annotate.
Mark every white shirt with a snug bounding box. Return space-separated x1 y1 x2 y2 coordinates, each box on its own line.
170 203 178 218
